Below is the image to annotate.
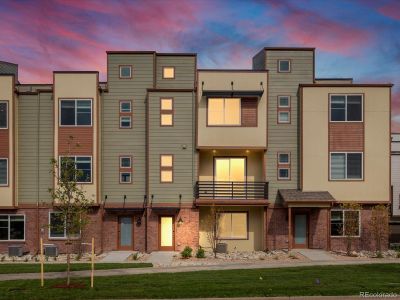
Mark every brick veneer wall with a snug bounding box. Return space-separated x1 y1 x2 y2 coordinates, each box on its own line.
309 208 329 250
266 208 288 250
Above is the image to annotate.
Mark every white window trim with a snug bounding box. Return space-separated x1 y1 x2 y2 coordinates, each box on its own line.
0 158 8 186
0 214 26 242
207 98 242 126
58 155 93 184
329 152 363 181
119 172 132 184
119 66 132 78
120 116 132 128
120 100 132 113
278 152 290 164
278 111 290 123
331 209 361 238
48 211 81 240
59 99 93 127
0 101 8 130
278 96 291 108
329 94 363 123
278 59 291 73
120 156 132 168
278 167 290 180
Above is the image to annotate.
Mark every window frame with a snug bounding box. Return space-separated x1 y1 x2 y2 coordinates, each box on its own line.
0 101 8 130
277 152 291 181
0 214 25 241
0 158 8 186
330 209 361 238
59 99 93 127
160 98 174 127
160 154 174 183
329 94 363 123
207 98 242 126
278 111 290 124
119 116 132 129
278 95 291 108
162 66 175 79
217 211 249 240
48 211 81 240
119 172 132 184
119 100 132 113
119 156 132 169
58 155 93 184
119 65 132 79
329 152 363 181
278 59 291 73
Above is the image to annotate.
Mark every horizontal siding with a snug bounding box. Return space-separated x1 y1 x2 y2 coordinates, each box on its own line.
156 56 195 89
392 154 400 216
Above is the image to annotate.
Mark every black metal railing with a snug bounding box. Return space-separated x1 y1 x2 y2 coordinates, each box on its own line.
195 181 268 200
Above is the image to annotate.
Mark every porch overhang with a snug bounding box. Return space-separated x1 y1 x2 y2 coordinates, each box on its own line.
279 189 335 208
201 90 264 98
194 199 269 207
103 203 145 213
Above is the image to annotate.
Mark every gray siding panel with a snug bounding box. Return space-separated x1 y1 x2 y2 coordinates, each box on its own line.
156 56 195 89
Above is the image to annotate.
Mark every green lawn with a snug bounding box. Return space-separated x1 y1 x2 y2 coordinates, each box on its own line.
1 264 400 299
0 262 152 274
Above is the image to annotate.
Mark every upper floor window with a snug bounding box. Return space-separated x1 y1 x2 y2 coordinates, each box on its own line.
277 152 290 180
330 95 362 122
163 67 175 79
160 98 173 126
60 156 92 183
0 215 25 241
120 116 132 128
278 60 291 73
278 95 291 124
120 156 132 168
278 96 290 108
0 158 8 186
119 65 132 79
160 155 173 183
330 152 363 180
60 99 92 126
208 98 240 126
0 101 7 129
120 101 132 113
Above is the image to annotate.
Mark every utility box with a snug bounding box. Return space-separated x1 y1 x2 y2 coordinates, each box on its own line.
216 243 228 254
44 244 58 257
8 245 23 257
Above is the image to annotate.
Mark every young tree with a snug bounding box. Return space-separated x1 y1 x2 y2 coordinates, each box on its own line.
203 205 223 258
48 136 93 286
370 205 389 255
340 203 362 256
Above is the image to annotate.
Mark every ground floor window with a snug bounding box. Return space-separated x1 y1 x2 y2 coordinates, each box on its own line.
218 212 248 239
0 215 25 241
331 210 360 237
49 212 80 239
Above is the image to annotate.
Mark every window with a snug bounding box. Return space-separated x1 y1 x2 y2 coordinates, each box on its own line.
277 96 290 124
278 111 290 123
120 172 131 183
277 152 290 180
208 98 241 126
0 215 25 241
330 95 362 122
119 66 132 78
120 157 131 168
331 210 360 237
60 99 92 126
0 101 7 129
278 153 290 164
163 67 175 79
278 96 290 108
278 60 291 72
160 155 173 183
218 212 248 239
160 98 174 126
0 158 7 186
278 168 290 179
119 156 132 184
60 156 92 183
120 116 132 128
330 152 362 180
120 101 131 113
49 212 80 239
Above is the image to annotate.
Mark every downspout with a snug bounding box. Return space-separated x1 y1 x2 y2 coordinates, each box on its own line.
36 92 41 254
144 91 149 253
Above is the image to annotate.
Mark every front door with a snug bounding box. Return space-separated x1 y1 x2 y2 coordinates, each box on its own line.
159 216 174 251
294 214 308 248
118 216 133 250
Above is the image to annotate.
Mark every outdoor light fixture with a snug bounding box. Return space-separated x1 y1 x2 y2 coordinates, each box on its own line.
178 217 184 227
136 216 142 226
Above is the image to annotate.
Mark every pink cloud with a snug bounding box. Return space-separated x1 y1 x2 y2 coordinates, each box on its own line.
378 2 400 20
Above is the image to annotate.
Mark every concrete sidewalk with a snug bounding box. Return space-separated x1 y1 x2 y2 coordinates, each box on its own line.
0 258 398 282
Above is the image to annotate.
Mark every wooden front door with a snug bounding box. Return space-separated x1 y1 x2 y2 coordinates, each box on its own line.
118 216 133 250
293 214 308 248
159 216 175 251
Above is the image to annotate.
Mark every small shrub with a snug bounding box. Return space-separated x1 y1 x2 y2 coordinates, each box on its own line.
181 246 193 259
288 252 298 259
75 254 81 261
376 251 383 258
195 247 205 258
45 256 49 262
397 252 400 259
53 256 57 261
0 256 5 262
132 252 139 261
24 257 29 262
34 256 39 262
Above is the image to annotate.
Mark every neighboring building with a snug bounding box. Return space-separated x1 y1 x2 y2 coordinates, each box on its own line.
390 133 400 243
0 47 392 254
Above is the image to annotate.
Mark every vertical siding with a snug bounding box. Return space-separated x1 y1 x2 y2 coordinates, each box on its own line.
18 92 53 203
148 92 195 203
265 50 314 203
155 56 195 89
102 54 154 203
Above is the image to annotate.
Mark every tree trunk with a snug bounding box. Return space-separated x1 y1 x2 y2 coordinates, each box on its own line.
66 239 70 286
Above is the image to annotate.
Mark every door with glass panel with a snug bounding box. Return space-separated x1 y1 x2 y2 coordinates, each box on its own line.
214 158 246 199
118 216 133 250
159 216 174 251
293 214 308 248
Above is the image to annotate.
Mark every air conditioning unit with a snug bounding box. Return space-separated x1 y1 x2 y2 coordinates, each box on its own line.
44 244 58 257
216 243 228 254
8 245 23 257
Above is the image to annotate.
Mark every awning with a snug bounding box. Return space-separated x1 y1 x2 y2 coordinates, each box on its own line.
201 90 263 97
279 189 335 208
103 204 145 213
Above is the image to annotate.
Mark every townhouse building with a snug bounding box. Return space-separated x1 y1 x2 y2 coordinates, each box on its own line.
0 47 392 254
390 133 400 243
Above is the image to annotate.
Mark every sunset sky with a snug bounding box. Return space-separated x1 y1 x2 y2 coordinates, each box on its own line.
1 0 399 131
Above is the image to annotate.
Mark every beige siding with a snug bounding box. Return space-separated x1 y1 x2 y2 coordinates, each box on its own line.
265 50 314 203
392 134 400 216
156 56 195 89
302 87 390 202
252 50 265 70
148 91 195 203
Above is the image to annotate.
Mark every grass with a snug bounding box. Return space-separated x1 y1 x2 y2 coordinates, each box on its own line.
0 262 152 274
0 264 400 299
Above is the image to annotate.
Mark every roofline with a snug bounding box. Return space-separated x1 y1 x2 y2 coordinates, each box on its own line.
0 60 18 66
156 53 196 57
106 51 155 55
0 74 16 77
17 83 52 86
147 88 196 93
198 69 268 73
315 78 353 81
53 71 99 74
264 47 315 51
300 83 393 87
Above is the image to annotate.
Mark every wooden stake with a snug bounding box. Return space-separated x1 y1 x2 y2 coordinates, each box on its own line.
40 238 44 287
91 237 94 288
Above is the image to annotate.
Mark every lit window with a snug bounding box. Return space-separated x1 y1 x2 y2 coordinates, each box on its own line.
160 98 173 126
0 101 7 129
120 101 132 113
60 100 92 126
278 60 290 72
163 67 175 79
331 210 360 237
60 156 92 183
218 212 247 239
0 158 7 186
160 155 173 183
0 215 25 241
330 95 362 122
120 157 132 168
330 152 363 180
208 98 241 126
278 111 290 123
120 116 131 128
119 66 132 78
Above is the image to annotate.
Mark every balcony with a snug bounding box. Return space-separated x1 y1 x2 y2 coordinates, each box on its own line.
194 181 268 206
